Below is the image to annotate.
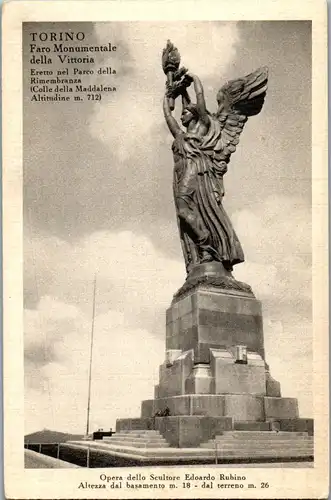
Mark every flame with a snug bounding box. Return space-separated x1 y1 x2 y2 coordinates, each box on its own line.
162 40 180 73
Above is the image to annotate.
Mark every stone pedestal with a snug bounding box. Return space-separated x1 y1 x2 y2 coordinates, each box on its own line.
166 287 265 363
116 265 307 447
156 286 270 404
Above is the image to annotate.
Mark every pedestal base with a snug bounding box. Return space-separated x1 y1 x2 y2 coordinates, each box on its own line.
156 416 232 448
116 415 233 448
115 414 312 449
116 392 301 448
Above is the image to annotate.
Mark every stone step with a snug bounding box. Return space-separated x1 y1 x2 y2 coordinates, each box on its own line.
116 430 160 436
66 442 313 462
107 432 166 439
200 443 314 454
67 441 171 455
200 441 313 450
200 428 313 459
103 440 170 448
70 441 214 458
88 444 181 457
213 449 313 458
106 438 313 455
216 431 308 439
67 442 175 457
213 436 312 444
105 435 167 442
104 439 168 447
204 434 313 443
103 436 165 443
91 443 312 459
203 436 313 444
211 439 313 446
104 436 166 442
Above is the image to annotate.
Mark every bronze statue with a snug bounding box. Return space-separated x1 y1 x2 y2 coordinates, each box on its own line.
162 40 268 276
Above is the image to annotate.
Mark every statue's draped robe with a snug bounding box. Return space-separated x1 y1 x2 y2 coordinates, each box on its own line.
173 116 244 271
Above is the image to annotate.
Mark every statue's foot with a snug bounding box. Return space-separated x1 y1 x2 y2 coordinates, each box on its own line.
200 250 214 264
223 261 234 272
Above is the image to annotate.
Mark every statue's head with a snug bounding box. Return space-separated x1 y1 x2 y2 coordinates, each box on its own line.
181 104 199 126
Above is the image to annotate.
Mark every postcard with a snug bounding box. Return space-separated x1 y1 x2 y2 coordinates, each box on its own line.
2 0 328 498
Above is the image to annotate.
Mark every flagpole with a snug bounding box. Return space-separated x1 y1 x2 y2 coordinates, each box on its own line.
86 273 97 437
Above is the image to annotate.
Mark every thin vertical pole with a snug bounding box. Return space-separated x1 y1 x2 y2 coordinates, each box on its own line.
215 441 218 465
86 274 97 437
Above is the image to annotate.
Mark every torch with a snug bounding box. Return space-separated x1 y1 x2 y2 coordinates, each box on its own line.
162 40 180 111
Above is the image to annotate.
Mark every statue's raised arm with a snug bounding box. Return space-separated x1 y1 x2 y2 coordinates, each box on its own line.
187 73 210 127
163 93 182 138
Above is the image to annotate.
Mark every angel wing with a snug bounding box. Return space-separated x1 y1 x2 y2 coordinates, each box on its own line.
215 67 268 160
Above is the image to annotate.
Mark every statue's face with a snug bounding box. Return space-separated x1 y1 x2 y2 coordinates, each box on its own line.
181 109 194 126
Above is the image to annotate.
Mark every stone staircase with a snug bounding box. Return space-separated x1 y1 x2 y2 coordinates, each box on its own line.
102 430 170 448
200 431 314 460
65 428 313 465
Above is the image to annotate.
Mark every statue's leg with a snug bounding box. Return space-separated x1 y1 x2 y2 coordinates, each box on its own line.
176 174 213 265
177 196 213 264
176 193 209 244
175 161 205 237
175 161 217 264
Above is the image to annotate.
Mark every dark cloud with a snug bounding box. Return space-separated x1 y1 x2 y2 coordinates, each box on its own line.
25 342 58 367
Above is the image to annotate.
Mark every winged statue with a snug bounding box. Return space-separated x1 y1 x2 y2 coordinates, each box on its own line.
162 40 268 275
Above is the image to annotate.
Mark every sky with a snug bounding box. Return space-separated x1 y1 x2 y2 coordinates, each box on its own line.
23 21 312 434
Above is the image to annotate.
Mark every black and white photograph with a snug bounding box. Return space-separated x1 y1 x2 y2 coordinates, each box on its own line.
3 1 328 498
